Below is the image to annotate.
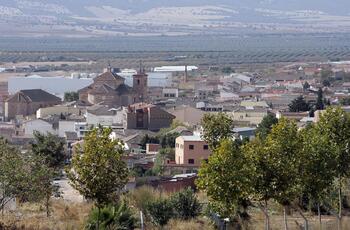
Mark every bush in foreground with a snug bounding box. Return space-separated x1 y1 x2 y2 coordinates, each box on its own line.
85 201 137 230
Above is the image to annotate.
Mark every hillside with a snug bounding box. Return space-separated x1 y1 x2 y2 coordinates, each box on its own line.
1 0 350 37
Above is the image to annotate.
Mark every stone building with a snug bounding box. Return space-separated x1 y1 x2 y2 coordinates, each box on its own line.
79 67 148 107
4 89 61 121
123 103 175 131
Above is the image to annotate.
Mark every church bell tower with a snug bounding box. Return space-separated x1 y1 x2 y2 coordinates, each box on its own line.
133 61 148 102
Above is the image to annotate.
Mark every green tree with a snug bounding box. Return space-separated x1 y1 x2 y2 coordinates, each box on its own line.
315 88 325 110
322 79 331 87
152 153 166 176
316 107 350 228
0 139 26 213
299 124 337 229
288 96 310 112
67 127 129 228
146 198 173 227
170 187 202 220
243 137 272 229
0 139 56 217
31 131 66 169
263 118 302 229
255 113 278 139
85 201 137 230
339 97 350 106
303 81 310 91
196 139 252 220
28 154 56 217
222 67 235 74
140 134 159 150
200 113 234 150
64 91 79 102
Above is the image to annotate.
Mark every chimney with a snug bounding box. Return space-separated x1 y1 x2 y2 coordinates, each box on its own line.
184 65 188 82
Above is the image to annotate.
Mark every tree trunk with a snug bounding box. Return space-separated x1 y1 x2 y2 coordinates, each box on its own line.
283 206 289 230
46 193 50 217
265 199 270 230
318 203 322 230
338 178 342 230
298 210 308 230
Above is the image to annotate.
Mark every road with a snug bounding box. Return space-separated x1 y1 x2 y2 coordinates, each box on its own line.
55 179 85 203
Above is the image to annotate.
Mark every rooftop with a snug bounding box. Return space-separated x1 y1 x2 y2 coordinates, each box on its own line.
179 135 204 142
7 89 61 103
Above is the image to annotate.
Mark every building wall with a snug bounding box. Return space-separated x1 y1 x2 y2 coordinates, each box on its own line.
133 73 148 100
175 137 211 167
86 112 123 126
124 106 174 131
6 101 60 121
24 119 56 137
148 107 174 131
37 106 80 119
146 143 160 154
232 110 267 126
58 120 76 137
162 88 179 98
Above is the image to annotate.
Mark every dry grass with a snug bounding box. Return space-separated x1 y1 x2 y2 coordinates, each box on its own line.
125 186 171 212
247 214 350 230
2 195 350 230
162 217 215 230
0 200 92 230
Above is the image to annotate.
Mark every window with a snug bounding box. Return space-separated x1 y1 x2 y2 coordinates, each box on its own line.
188 159 194 164
203 145 209 150
137 79 140 85
189 145 194 150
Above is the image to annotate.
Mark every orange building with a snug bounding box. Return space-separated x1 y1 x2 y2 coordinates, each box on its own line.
175 135 212 167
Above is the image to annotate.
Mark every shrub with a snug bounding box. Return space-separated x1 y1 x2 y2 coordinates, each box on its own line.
170 188 202 220
85 201 137 230
145 198 173 227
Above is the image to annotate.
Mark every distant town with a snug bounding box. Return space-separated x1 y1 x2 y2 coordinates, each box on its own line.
0 52 350 229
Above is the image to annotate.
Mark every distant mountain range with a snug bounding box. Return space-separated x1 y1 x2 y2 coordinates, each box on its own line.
1 0 350 37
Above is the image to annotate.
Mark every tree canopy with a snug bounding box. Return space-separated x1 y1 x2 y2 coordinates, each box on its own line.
288 95 310 112
31 131 66 169
197 139 252 218
64 91 79 102
67 127 129 208
200 113 234 150
255 113 278 139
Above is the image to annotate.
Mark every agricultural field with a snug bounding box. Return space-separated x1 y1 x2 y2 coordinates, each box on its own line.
0 33 350 66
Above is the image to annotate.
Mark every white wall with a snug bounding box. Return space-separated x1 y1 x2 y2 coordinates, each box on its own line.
58 120 76 137
86 112 123 126
24 119 56 137
162 88 179 98
119 72 172 87
37 106 80 119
